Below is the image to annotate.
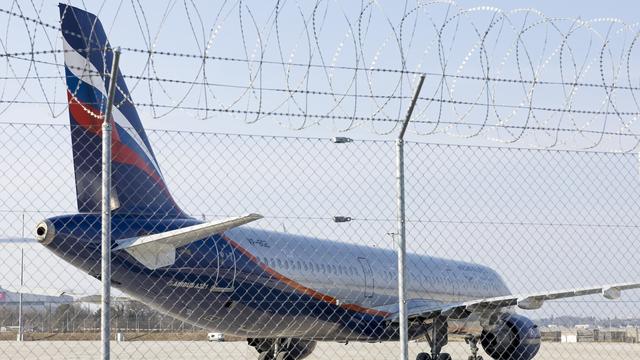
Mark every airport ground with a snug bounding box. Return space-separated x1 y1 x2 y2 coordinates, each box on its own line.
0 340 638 359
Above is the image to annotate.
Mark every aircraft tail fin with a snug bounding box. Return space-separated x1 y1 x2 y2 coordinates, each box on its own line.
59 4 184 217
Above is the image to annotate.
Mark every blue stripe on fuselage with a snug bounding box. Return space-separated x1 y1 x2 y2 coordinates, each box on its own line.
43 213 393 340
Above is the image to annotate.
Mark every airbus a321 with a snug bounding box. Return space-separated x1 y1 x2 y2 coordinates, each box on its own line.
36 4 639 360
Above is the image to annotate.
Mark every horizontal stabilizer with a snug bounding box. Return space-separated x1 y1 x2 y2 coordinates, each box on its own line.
113 213 263 269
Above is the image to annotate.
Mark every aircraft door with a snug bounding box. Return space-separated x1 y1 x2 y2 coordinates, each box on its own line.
445 268 457 301
212 237 236 292
358 257 374 298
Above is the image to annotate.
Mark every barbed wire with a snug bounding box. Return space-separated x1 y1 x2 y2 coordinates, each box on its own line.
7 47 640 92
2 207 639 230
4 1 640 151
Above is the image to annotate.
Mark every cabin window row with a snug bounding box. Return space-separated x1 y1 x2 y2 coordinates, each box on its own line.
258 257 361 277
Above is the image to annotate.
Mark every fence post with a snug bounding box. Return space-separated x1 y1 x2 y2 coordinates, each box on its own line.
102 47 121 360
17 248 23 341
397 74 425 360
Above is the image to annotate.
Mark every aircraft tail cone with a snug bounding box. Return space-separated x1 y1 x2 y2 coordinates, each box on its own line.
35 220 55 245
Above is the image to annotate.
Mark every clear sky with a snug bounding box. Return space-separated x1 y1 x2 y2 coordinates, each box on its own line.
457 0 638 21
458 0 640 23
0 0 639 319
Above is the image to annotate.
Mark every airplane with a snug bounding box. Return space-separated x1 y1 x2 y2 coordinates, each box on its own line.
35 4 640 360
0 285 74 308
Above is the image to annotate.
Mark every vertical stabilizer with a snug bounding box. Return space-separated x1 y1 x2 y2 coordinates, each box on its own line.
60 4 184 217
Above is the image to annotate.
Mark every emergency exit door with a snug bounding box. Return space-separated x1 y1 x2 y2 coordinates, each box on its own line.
358 257 374 298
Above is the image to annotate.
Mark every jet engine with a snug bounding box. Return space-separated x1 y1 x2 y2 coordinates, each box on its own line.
480 314 541 360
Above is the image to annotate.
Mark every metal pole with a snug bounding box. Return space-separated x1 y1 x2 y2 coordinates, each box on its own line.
102 47 121 360
17 212 24 341
397 74 425 360
17 248 23 342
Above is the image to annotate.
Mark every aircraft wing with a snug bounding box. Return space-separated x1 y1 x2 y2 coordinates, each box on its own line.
2 286 81 298
385 282 640 323
73 294 133 304
2 286 132 303
113 213 263 270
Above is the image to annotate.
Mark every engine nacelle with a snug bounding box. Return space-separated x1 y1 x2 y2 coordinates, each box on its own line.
480 314 541 360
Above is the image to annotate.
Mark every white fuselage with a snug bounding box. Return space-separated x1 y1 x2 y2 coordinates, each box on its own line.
228 227 511 312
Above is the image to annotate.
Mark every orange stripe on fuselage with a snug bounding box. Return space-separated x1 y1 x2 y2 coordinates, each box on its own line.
222 235 390 318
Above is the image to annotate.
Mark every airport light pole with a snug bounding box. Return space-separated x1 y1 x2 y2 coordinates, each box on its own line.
102 47 121 360
396 74 425 360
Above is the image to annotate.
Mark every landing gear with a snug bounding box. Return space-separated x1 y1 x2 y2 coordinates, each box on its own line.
248 338 316 360
248 338 274 360
415 316 451 360
415 353 452 360
464 334 483 360
274 352 294 360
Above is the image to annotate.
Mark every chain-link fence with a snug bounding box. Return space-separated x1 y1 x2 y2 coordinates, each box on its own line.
1 2 640 359
0 122 639 359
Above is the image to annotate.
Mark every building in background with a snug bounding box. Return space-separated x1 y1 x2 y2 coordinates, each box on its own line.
0 286 73 310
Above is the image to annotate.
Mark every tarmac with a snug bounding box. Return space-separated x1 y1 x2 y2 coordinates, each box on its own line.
0 341 638 359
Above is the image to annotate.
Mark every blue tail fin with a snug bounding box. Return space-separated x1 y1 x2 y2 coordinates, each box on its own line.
60 4 184 217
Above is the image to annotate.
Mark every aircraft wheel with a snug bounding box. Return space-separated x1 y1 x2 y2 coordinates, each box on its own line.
437 353 452 360
416 353 432 360
258 351 274 360
468 357 483 360
275 351 295 360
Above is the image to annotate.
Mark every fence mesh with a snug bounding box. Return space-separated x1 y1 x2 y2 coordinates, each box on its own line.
0 123 638 359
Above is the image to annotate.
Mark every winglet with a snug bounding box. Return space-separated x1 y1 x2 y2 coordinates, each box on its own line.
602 282 640 300
113 213 263 269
